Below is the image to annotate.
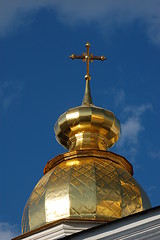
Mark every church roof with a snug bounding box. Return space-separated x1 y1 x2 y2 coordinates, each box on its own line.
13 206 160 240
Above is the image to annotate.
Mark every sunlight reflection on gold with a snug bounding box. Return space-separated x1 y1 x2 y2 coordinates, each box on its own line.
66 160 80 166
66 111 79 120
45 195 69 222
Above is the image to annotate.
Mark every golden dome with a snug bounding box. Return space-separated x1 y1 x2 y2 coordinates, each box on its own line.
21 43 151 234
22 150 151 233
54 87 120 151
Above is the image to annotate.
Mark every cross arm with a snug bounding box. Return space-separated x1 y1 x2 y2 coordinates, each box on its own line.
90 55 106 61
70 54 85 60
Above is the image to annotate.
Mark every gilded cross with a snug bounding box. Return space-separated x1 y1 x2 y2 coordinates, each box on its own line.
70 42 106 81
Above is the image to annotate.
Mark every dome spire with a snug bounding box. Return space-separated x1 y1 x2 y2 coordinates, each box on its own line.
70 42 106 105
82 79 93 105
55 43 120 151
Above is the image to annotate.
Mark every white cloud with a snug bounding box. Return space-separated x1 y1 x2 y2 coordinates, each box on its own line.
116 103 152 163
119 103 152 146
0 1 160 45
120 117 142 145
123 103 152 118
0 80 23 112
0 222 20 240
96 88 152 164
114 89 125 107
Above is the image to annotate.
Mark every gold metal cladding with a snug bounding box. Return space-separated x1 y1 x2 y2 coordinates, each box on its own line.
82 79 93 105
22 155 151 233
44 150 133 175
54 105 120 151
69 42 106 81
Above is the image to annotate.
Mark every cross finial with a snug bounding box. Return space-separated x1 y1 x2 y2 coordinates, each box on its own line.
70 42 106 81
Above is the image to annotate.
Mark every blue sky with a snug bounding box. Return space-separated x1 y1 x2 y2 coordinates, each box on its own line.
0 1 160 239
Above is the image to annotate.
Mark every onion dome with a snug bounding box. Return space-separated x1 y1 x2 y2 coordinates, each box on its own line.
21 43 151 234
54 79 120 151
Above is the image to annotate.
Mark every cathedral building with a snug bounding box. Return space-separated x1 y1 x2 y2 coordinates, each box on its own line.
13 43 160 240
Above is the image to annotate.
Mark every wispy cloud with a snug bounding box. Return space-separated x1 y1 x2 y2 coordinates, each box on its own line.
0 222 20 240
114 88 152 163
114 89 125 107
118 104 152 145
123 104 152 118
0 80 23 112
100 88 152 162
0 1 160 46
120 117 143 146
